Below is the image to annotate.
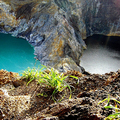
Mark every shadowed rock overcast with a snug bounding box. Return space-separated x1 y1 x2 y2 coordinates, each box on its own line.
0 0 120 72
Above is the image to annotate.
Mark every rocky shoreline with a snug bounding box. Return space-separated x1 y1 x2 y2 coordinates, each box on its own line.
0 69 120 119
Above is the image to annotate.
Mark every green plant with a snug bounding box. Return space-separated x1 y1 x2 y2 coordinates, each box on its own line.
37 93 48 97
37 68 72 102
21 66 45 85
22 66 73 102
98 95 120 120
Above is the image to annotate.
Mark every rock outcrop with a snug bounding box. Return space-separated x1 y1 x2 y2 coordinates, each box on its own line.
0 69 120 119
0 0 120 72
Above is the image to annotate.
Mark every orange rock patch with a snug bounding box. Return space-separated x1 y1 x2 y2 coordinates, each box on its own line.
0 69 19 85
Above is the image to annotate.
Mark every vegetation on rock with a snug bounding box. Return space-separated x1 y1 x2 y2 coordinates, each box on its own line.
0 69 120 119
98 94 120 120
21 66 76 102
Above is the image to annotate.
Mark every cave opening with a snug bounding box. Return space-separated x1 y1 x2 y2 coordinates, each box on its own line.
81 34 120 74
0 33 41 74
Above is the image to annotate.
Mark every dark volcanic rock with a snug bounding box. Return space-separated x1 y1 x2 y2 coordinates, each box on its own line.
35 97 103 120
0 70 120 119
0 0 120 71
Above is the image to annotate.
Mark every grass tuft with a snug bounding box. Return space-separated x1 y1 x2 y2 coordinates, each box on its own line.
21 66 73 102
98 94 120 120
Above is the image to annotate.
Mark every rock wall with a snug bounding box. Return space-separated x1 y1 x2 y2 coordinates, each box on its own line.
0 0 120 72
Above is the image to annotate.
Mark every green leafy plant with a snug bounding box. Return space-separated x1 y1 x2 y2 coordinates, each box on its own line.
37 68 72 102
21 66 45 85
98 95 120 120
22 66 74 102
69 75 78 80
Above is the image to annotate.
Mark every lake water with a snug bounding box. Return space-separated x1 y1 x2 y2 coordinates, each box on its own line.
0 33 42 75
81 35 120 74
1 33 120 75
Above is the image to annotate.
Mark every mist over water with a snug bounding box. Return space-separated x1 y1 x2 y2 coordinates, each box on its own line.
0 33 41 74
81 35 120 74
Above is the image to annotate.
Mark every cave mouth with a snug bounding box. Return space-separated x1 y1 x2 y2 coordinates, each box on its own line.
81 34 120 74
0 33 42 75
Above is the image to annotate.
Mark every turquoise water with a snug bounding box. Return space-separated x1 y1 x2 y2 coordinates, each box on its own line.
0 33 42 74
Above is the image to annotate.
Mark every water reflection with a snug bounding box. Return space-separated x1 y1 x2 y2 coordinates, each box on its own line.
80 34 120 74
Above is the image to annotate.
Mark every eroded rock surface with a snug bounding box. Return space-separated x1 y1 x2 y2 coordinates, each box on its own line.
0 0 120 71
0 88 31 119
0 69 19 85
0 70 120 119
34 97 103 120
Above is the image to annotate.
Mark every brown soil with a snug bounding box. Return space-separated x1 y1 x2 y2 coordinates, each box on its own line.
0 69 120 120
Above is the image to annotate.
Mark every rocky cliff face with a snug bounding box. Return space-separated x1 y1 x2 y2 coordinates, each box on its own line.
0 0 120 72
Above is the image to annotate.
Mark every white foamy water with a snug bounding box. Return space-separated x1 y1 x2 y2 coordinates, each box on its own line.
81 35 120 74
